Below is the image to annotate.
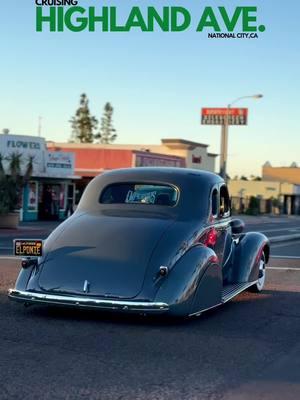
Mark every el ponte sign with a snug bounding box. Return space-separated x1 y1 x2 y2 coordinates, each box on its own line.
35 3 266 37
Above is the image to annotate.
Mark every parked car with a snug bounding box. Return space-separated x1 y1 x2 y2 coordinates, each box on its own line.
9 168 270 317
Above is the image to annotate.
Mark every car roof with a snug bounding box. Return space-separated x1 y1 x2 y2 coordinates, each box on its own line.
77 168 224 220
101 167 224 186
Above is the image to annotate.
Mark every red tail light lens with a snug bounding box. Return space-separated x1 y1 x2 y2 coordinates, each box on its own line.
198 228 218 248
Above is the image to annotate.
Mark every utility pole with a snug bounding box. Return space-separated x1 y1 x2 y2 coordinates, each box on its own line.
38 116 42 137
219 94 263 182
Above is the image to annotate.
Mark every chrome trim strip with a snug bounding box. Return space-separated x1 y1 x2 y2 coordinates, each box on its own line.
8 289 169 312
222 241 233 269
221 281 257 303
189 302 223 317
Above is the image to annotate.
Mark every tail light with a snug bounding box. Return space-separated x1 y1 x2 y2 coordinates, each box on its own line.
21 258 38 269
197 228 218 248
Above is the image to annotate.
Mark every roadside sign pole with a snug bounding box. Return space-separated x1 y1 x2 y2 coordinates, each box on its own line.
220 123 226 179
220 106 230 181
202 95 262 181
201 107 248 181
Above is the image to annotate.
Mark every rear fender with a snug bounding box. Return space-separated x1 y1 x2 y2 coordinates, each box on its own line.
14 265 35 291
155 245 220 316
190 263 222 315
229 232 270 284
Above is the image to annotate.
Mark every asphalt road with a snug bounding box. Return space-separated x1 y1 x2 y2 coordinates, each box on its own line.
272 240 300 258
0 257 299 400
244 216 300 238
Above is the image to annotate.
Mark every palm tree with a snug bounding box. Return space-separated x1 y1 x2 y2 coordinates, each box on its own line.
0 153 34 214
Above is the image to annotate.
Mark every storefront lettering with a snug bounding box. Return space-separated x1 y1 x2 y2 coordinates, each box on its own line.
136 155 183 168
47 162 71 169
7 140 41 150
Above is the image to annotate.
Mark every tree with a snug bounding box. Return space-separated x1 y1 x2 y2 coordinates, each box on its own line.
69 94 98 143
250 174 262 181
95 102 117 144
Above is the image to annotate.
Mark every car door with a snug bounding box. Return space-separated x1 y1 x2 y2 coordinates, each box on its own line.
211 184 232 269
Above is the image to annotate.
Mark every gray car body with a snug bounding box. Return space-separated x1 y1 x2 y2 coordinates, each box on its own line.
9 168 270 317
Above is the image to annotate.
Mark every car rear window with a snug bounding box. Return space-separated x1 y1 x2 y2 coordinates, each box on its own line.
100 183 178 206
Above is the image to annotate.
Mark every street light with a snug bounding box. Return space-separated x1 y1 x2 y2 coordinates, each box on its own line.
220 94 263 181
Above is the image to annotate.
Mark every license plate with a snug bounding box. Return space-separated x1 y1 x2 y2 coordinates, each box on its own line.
14 239 43 257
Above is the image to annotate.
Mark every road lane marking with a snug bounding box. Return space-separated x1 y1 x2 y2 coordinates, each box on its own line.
267 267 300 271
271 240 300 249
271 255 300 259
259 227 300 233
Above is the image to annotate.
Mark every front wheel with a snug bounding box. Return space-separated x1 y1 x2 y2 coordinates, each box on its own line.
249 252 266 292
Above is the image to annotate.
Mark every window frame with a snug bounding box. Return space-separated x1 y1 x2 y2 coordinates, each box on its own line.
210 187 219 219
99 182 180 207
219 184 231 218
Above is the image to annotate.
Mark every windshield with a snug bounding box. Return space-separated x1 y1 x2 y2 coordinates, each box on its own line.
100 183 178 206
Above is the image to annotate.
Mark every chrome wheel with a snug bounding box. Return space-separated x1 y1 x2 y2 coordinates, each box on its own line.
251 252 266 292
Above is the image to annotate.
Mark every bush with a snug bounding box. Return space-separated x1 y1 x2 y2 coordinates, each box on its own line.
245 196 260 215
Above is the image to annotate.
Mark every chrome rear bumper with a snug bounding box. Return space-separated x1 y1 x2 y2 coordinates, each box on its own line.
8 289 169 314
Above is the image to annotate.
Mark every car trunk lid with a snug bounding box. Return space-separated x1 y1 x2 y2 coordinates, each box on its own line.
38 213 173 299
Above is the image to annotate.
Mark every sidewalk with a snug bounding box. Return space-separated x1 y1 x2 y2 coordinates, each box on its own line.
0 221 62 238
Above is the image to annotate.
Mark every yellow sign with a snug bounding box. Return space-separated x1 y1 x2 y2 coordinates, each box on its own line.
14 240 43 257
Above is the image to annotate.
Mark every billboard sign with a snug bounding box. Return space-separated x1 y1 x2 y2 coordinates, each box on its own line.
201 108 248 125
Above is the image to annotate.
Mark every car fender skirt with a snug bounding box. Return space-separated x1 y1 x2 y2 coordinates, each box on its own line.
155 245 220 316
8 289 169 314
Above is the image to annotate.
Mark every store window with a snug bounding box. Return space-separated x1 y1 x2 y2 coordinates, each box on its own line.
27 182 38 211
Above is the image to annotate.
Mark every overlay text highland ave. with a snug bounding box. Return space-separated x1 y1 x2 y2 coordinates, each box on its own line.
36 5 266 33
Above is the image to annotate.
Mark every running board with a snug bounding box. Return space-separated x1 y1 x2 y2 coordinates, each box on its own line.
222 281 257 303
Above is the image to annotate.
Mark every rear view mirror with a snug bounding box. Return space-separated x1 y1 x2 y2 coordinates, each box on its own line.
230 219 245 235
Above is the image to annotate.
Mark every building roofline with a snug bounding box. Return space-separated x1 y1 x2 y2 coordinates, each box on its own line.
161 138 209 149
132 150 184 159
207 152 218 158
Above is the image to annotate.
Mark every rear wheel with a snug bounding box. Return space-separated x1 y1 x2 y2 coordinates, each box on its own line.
250 252 266 292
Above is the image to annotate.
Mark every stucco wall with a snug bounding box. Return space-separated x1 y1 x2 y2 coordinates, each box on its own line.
228 180 294 198
263 166 300 185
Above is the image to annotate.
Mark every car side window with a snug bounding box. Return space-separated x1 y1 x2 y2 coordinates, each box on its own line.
211 189 218 217
219 185 230 218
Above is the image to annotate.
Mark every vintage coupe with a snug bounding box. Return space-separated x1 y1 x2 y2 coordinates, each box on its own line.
9 168 270 317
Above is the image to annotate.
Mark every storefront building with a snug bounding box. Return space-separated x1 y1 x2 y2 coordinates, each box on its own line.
0 134 79 221
47 138 217 174
261 162 300 214
47 141 190 200
262 163 300 184
229 175 300 215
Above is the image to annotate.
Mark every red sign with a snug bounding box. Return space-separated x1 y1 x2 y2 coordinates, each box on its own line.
201 108 248 125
